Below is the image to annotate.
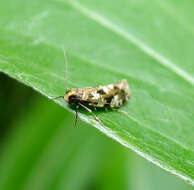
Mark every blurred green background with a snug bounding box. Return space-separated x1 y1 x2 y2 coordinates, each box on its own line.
0 72 193 190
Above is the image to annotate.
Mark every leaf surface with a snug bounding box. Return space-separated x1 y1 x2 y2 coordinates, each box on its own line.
0 0 194 184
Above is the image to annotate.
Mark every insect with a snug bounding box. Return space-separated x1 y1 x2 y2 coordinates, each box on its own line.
54 49 131 126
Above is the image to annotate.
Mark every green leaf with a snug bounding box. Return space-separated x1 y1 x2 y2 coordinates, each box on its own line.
0 0 194 185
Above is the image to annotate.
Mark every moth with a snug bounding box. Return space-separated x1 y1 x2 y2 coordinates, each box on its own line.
54 49 131 126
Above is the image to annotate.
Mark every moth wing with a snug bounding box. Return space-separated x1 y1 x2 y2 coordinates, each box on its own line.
78 80 130 107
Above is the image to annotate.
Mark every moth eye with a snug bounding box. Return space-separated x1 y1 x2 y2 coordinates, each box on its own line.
68 95 77 103
69 95 77 100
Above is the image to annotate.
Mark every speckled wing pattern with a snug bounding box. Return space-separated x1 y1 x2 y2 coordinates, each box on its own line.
78 79 130 108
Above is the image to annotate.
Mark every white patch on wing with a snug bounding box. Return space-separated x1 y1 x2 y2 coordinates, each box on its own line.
82 92 86 99
108 84 114 89
118 99 123 105
97 102 105 107
92 92 100 99
95 97 106 107
110 95 120 107
118 81 124 89
103 87 109 93
114 95 119 101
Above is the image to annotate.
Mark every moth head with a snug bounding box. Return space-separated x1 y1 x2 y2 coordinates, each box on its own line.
64 89 80 104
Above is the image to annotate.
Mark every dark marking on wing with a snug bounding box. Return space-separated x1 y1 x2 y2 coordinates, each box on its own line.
97 89 106 94
120 89 125 97
105 96 113 104
114 86 119 90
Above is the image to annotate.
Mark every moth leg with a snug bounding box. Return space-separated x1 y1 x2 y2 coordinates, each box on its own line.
75 104 79 127
78 103 104 126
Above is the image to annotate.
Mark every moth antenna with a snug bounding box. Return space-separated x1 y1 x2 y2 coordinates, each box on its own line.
62 46 68 93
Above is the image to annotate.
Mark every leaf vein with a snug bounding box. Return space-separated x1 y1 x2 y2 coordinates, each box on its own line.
67 0 194 86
